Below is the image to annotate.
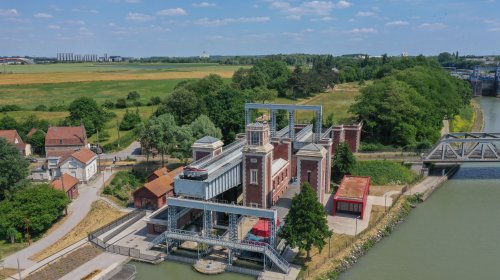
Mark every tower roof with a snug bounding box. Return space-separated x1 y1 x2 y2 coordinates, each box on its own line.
296 143 327 157
195 136 220 144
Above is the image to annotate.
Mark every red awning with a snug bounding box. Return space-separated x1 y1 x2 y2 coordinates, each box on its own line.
251 218 280 237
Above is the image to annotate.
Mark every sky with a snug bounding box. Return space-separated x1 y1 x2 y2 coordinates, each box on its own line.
1 0 500 57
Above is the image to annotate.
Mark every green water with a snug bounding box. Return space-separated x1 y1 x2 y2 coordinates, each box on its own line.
340 97 500 280
130 260 254 279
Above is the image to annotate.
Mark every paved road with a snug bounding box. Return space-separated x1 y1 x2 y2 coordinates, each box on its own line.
58 252 128 280
100 141 141 160
3 170 113 269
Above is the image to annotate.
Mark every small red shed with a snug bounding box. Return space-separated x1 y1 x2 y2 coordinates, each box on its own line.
51 173 79 200
333 176 370 219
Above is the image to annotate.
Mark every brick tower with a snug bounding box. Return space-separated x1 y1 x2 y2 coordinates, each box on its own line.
242 118 274 208
191 136 224 161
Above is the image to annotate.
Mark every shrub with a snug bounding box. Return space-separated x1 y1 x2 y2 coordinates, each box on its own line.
127 91 140 100
102 99 115 109
115 98 128 109
119 110 142 131
34 104 48 111
148 96 162 106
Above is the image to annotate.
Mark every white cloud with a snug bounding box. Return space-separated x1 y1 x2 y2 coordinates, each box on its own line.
48 24 61 30
34 13 53 19
489 27 500 32
386 20 409 26
157 8 187 16
195 16 270 26
271 1 350 20
192 2 216 8
418 23 446 30
109 23 170 34
0 9 19 17
356 11 375 17
66 20 86 25
336 1 352 8
347 27 377 34
126 12 154 21
125 0 142 3
311 16 334 21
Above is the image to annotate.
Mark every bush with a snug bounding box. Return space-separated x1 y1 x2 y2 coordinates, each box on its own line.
102 99 115 109
34 104 48 111
104 171 144 205
48 104 67 112
359 142 397 152
0 105 22 112
119 110 142 131
115 98 127 109
351 160 420 185
148 96 162 106
127 91 140 100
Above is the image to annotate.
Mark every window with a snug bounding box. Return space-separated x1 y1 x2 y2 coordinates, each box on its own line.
250 169 258 184
307 171 311 183
251 131 260 145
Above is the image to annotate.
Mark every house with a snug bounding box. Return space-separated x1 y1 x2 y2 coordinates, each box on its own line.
0 130 31 156
59 148 98 183
45 126 88 155
133 167 184 210
333 176 371 219
51 173 79 199
43 148 97 182
147 167 168 182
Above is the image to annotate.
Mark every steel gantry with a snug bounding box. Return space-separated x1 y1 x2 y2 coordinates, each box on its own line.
423 132 500 163
245 103 323 143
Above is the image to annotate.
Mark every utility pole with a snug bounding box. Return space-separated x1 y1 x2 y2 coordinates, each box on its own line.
116 119 120 148
97 129 101 174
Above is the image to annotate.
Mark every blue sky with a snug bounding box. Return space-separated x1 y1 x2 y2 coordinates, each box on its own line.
1 0 499 57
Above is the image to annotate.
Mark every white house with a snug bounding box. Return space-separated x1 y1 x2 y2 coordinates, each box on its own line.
59 148 98 183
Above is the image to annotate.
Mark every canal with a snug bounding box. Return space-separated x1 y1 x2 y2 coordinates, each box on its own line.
340 97 500 280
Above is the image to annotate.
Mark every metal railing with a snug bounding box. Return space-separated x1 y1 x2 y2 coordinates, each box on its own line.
165 229 290 273
193 138 246 169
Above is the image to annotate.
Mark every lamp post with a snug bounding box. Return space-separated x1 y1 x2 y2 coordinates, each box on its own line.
385 194 387 212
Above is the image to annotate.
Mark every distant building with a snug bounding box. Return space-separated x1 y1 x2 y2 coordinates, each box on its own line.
45 126 88 155
0 130 31 156
51 173 79 200
333 176 371 219
199 51 210 59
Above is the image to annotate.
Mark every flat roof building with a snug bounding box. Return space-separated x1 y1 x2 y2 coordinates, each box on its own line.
333 175 370 219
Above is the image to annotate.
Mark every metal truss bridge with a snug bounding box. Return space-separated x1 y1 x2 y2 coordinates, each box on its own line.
423 133 500 163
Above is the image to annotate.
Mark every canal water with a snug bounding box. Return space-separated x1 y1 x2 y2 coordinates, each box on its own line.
130 260 254 280
340 97 500 280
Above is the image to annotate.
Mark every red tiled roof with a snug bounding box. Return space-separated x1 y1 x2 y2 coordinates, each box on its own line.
153 167 169 178
52 173 79 193
335 176 370 201
136 167 184 198
45 126 87 147
71 148 97 164
0 130 22 145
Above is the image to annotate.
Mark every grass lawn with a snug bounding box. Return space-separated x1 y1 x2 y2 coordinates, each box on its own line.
274 82 362 124
0 240 27 260
352 161 421 185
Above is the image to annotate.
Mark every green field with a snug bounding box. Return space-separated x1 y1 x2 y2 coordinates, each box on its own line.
0 79 190 109
2 62 245 74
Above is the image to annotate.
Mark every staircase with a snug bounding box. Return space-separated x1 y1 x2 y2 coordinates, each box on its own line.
164 229 290 273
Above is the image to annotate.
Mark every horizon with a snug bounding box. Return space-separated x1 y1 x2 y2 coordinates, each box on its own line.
1 0 500 57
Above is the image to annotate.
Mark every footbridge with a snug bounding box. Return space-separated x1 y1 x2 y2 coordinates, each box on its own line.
423 132 500 163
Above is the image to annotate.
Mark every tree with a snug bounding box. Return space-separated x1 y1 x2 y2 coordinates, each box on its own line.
148 96 162 106
152 114 178 166
0 139 29 199
127 91 140 100
115 98 128 109
161 88 202 125
29 130 46 155
103 99 115 109
332 142 356 183
248 87 278 103
189 115 222 140
0 116 18 130
0 184 69 241
171 125 194 164
279 183 332 259
67 97 110 136
119 110 141 131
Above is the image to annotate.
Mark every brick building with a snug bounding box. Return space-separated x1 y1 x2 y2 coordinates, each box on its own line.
333 176 370 219
133 167 183 210
51 173 79 200
45 126 89 155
